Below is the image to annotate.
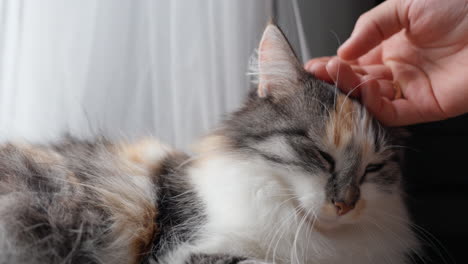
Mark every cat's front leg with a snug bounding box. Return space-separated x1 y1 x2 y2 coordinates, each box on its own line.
186 253 271 264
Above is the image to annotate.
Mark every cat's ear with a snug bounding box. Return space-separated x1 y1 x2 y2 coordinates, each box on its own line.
256 24 303 98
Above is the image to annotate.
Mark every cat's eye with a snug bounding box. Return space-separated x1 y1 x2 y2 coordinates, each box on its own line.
318 150 335 171
365 163 384 173
360 163 384 184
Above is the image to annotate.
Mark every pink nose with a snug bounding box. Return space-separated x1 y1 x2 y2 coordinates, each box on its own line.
334 201 355 216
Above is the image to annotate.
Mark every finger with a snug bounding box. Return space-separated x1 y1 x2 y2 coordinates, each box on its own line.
307 61 334 83
325 57 363 97
305 56 332 70
361 85 425 126
338 0 408 60
387 59 450 118
356 45 383 65
349 65 367 75
356 64 393 80
375 79 395 99
359 76 395 100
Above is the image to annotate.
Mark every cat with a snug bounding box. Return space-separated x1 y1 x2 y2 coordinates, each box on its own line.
0 24 420 264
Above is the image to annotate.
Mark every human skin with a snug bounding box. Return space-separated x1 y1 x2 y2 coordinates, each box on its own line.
305 0 468 126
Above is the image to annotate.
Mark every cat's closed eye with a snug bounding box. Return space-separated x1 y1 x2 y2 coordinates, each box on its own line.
318 150 335 171
365 163 384 173
360 163 384 184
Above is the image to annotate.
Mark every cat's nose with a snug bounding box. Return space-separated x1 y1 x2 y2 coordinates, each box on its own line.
332 184 360 216
333 200 355 216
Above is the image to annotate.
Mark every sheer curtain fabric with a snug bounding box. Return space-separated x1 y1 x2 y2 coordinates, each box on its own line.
0 0 272 149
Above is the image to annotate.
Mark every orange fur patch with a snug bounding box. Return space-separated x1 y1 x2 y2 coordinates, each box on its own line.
98 181 158 263
193 134 230 154
325 95 356 147
118 139 173 171
325 95 374 152
191 133 233 167
108 139 171 262
130 203 158 262
1 141 161 263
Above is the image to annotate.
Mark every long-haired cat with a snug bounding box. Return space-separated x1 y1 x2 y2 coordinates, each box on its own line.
0 25 420 264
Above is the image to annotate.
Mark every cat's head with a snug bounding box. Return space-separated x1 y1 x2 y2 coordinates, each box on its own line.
205 25 404 230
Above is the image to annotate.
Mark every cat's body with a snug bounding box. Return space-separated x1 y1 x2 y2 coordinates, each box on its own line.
0 25 420 264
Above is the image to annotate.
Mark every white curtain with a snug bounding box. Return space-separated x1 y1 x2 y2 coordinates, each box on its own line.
0 1 314 150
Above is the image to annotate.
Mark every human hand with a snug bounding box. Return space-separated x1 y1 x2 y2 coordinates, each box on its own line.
305 0 468 126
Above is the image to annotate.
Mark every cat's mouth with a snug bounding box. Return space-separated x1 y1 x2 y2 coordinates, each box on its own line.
297 204 345 232
294 199 343 231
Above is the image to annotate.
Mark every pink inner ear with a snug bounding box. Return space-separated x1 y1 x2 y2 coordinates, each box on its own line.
257 35 273 97
259 38 273 58
255 25 300 98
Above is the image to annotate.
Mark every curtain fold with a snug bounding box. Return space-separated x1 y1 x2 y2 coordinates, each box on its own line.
0 0 273 149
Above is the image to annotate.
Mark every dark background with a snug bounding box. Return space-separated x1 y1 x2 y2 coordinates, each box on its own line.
404 115 468 264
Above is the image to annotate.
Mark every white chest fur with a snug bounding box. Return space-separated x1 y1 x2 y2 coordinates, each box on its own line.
188 155 418 264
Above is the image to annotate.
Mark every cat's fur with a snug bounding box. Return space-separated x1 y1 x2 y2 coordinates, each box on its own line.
0 25 420 264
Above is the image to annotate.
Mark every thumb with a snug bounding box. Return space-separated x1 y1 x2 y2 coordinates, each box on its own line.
338 0 409 60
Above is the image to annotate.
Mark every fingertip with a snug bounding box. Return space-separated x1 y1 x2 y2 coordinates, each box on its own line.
338 31 378 61
308 61 333 83
339 0 406 61
305 57 334 74
325 57 339 72
325 58 362 97
337 38 357 60
304 60 315 71
306 61 324 73
325 57 347 81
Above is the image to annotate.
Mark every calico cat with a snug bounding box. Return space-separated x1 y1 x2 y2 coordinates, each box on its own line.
0 25 420 264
